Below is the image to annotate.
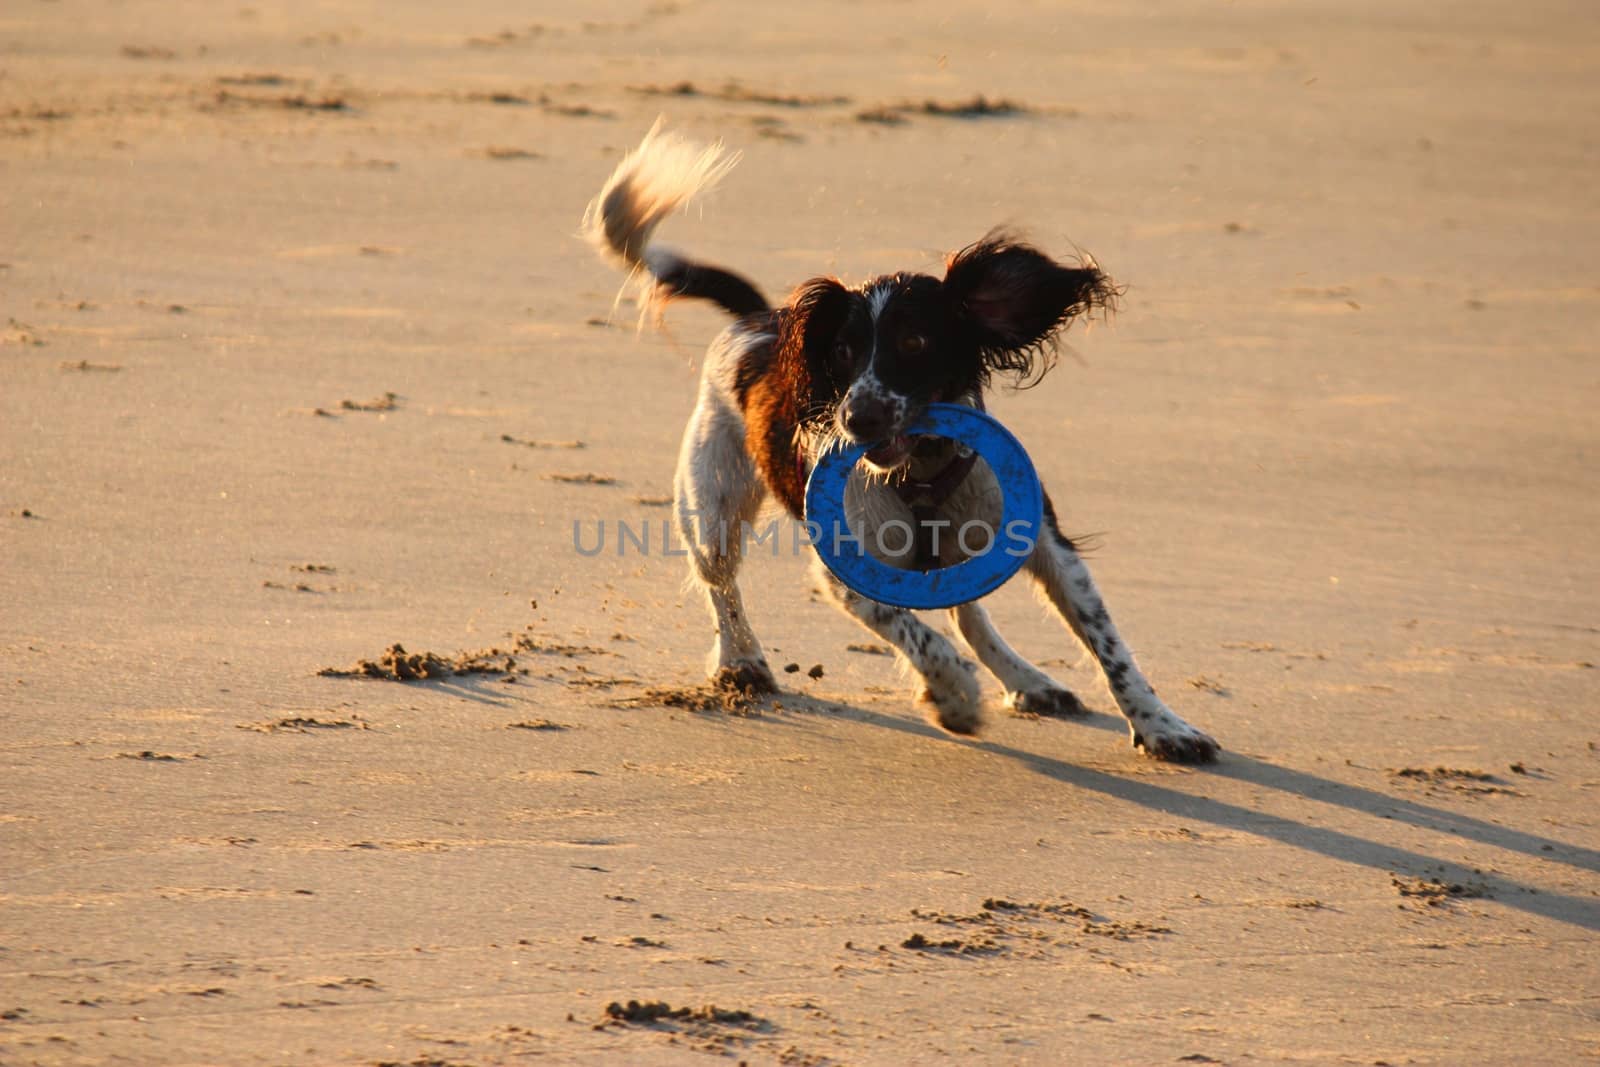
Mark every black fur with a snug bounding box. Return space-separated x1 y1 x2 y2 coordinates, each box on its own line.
944 231 1119 389
655 259 770 320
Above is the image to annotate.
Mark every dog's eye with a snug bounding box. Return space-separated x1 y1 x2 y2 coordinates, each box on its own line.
831 339 852 368
899 333 927 355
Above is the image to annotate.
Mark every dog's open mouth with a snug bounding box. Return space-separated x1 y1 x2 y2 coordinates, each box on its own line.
863 434 913 470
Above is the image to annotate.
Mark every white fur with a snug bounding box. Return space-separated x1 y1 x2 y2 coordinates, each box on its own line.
672 324 776 687
812 558 983 734
583 117 740 324
864 280 894 325
951 601 1067 710
1025 532 1217 757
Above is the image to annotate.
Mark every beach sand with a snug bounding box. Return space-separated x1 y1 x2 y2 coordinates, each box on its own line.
3 2 1597 1063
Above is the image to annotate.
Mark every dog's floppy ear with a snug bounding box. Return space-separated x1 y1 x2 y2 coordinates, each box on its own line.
943 232 1116 386
777 277 856 397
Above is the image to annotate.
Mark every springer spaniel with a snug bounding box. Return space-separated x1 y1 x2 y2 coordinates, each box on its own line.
584 122 1217 761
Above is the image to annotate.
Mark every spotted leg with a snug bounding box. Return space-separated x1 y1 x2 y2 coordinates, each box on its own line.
1025 503 1218 761
950 601 1088 718
813 559 983 734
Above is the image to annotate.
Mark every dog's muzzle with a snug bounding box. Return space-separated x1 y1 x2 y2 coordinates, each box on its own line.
838 386 915 469
839 390 893 442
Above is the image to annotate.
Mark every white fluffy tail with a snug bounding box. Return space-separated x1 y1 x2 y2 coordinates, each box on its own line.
584 119 741 323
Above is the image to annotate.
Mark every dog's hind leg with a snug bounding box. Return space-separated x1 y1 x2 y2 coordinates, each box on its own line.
950 601 1088 718
675 386 774 694
1025 500 1219 762
812 559 983 734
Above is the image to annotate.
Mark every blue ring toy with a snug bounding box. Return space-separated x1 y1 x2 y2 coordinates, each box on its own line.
804 403 1043 610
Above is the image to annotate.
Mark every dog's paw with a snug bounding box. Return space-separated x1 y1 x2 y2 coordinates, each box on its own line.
1129 710 1220 763
712 660 777 696
916 662 984 736
918 688 983 735
1006 685 1088 719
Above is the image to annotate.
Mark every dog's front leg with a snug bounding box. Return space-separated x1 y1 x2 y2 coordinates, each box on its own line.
674 394 775 694
812 559 982 734
950 601 1088 718
1025 510 1219 761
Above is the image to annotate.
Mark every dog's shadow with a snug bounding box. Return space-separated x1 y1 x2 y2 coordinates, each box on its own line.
390 671 1598 932
753 690 1600 932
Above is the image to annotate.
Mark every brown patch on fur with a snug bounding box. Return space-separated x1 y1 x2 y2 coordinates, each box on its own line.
741 374 806 517
738 280 856 517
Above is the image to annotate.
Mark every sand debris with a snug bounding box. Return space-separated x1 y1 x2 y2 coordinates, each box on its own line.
340 391 399 412
1391 874 1491 909
1387 766 1523 796
238 716 369 733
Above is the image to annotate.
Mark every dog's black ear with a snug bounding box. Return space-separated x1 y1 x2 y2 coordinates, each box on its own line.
777 277 856 398
943 232 1116 385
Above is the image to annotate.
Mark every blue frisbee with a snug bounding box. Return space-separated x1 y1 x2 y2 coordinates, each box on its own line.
803 403 1043 609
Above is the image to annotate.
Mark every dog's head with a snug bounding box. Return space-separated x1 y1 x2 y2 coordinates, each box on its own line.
778 233 1116 470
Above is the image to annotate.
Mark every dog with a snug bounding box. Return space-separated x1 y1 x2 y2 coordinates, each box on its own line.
584 122 1218 762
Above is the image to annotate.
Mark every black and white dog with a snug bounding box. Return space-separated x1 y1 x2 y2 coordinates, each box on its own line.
585 122 1217 761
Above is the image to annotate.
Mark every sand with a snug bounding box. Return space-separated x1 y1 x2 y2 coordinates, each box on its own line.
3 1 1598 1063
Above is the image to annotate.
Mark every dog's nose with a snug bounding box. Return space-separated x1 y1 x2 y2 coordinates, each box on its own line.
840 393 892 442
